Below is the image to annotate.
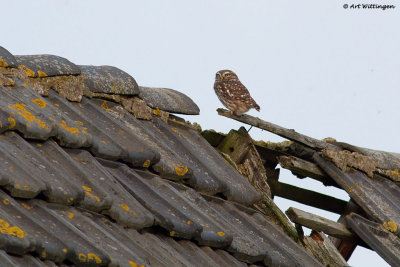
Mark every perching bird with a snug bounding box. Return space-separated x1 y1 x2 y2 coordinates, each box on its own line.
214 70 260 115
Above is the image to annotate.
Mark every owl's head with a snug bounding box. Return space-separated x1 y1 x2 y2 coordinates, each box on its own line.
215 70 238 81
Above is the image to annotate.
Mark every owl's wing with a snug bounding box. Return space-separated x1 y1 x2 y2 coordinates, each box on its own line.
230 81 252 101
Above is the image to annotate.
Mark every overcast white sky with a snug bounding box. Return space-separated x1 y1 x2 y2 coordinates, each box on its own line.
4 1 399 266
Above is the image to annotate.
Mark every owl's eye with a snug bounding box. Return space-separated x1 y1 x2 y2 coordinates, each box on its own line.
225 73 231 78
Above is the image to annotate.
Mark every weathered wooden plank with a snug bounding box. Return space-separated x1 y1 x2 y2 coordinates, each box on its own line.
217 108 338 151
268 179 347 214
286 207 354 240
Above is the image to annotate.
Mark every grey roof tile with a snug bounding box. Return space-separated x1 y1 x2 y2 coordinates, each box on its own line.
103 162 203 239
65 149 154 229
0 46 18 68
211 249 248 267
346 213 400 267
0 132 48 198
15 55 81 77
6 254 46 267
0 190 66 261
0 132 83 203
204 197 322 266
46 91 160 167
139 86 200 115
79 65 139 95
24 200 111 266
314 153 400 238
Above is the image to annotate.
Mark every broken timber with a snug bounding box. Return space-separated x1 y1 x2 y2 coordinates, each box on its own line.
217 108 338 151
286 207 354 240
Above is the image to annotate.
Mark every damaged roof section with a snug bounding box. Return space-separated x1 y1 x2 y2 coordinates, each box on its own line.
217 108 400 266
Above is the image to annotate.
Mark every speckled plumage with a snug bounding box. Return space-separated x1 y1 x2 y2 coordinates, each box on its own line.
214 70 260 115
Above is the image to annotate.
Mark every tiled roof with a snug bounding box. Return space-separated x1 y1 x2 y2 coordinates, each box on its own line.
0 46 325 266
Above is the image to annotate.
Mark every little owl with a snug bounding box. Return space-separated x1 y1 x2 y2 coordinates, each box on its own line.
214 70 260 115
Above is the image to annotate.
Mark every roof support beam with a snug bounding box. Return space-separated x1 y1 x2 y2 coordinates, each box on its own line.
267 179 347 214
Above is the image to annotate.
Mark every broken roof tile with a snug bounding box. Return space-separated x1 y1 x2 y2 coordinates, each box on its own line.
346 213 400 267
314 153 400 238
139 86 200 115
0 46 18 68
15 55 81 78
79 65 139 95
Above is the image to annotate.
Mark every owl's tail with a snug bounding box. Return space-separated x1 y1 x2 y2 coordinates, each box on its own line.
252 100 260 112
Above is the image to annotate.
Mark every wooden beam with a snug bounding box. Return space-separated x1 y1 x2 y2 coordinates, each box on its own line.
286 207 354 240
267 179 347 214
217 108 338 151
278 155 340 187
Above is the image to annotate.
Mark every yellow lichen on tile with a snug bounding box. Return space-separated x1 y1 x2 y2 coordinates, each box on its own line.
120 203 137 215
129 261 145 267
383 221 397 233
171 127 182 138
2 199 9 205
41 250 46 258
172 163 188 176
20 65 35 77
100 100 110 111
217 231 225 237
0 59 8 67
62 248 68 253
32 98 47 108
0 219 25 238
9 166 14 171
169 231 175 236
82 185 100 202
119 130 125 135
59 120 80 136
67 212 74 219
8 117 16 129
142 160 151 168
169 118 185 125
187 220 192 225
153 108 161 116
37 70 47 77
78 253 102 263
8 103 48 129
21 203 32 210
88 253 102 263
75 120 84 126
